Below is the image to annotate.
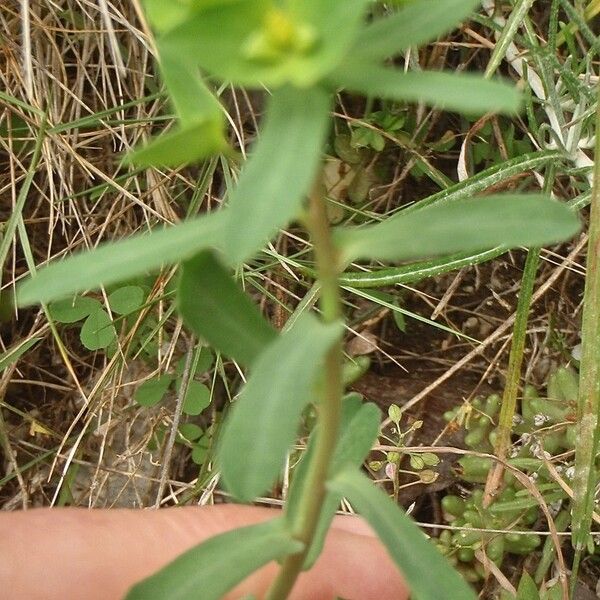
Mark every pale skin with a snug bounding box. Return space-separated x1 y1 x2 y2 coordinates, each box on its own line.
0 505 409 600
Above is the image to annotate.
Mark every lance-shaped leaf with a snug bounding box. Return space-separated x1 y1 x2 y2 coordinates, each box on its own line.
286 394 374 521
142 0 190 34
125 518 303 600
128 119 226 168
328 469 476 600
329 64 521 116
157 50 223 127
336 195 580 264
17 211 226 306
178 250 277 367
128 49 226 168
222 85 331 265
285 397 381 569
219 313 343 502
351 0 480 62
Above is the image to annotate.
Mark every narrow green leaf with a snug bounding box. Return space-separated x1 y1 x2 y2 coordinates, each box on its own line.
335 249 504 288
302 401 381 568
134 375 173 408
222 86 331 265
128 119 226 168
0 337 41 372
330 64 521 115
178 251 277 367
157 47 224 127
142 0 190 33
48 296 101 323
125 518 303 600
485 0 536 79
286 393 367 522
337 195 580 264
352 0 480 61
219 313 343 501
328 469 476 600
331 402 381 472
405 150 565 213
108 286 144 315
80 308 116 350
17 211 226 306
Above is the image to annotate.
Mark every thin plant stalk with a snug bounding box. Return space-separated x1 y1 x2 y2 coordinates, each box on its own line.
265 184 343 600
570 81 600 589
483 247 540 505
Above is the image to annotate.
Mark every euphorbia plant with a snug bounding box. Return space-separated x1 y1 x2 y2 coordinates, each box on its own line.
17 1 580 598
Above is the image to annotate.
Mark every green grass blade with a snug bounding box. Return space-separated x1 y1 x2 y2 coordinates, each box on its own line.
404 150 564 213
125 518 303 600
178 250 277 367
218 313 343 502
0 337 41 372
338 248 505 288
352 0 480 61
484 0 536 78
570 83 600 582
0 119 46 279
328 469 476 600
336 195 580 263
330 65 521 115
223 86 331 265
17 212 227 306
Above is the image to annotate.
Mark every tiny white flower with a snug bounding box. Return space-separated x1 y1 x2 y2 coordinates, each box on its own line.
565 466 575 480
534 414 550 427
512 414 523 426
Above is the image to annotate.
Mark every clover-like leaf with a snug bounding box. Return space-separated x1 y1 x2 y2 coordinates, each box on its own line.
80 307 116 350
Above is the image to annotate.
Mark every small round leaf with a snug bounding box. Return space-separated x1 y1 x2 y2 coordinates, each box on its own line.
80 308 116 350
183 381 211 416
108 286 144 315
49 296 101 323
135 375 173 408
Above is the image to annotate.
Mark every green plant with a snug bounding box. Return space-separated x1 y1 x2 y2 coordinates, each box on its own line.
15 1 582 598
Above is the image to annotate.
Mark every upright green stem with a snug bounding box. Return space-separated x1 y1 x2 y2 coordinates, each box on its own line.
265 185 343 600
570 82 600 588
483 248 540 504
